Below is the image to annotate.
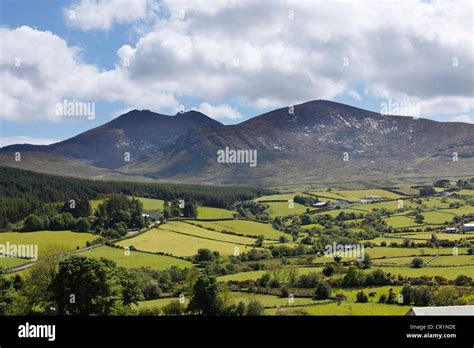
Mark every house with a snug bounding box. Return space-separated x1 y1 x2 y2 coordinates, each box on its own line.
406 305 474 316
313 202 329 208
462 224 474 232
442 227 459 233
142 212 160 222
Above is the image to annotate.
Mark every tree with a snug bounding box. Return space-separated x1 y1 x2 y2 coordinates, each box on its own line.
255 235 265 247
356 291 368 303
75 218 90 232
246 298 264 315
359 253 372 269
411 257 424 268
183 202 198 218
195 249 216 262
23 214 43 231
313 281 332 300
187 275 222 315
51 256 142 315
415 214 425 224
0 272 17 315
162 300 184 316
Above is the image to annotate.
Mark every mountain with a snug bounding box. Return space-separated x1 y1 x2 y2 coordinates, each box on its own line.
122 100 474 185
1 109 221 169
2 100 474 186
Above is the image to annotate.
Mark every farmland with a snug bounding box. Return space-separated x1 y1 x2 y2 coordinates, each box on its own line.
2 179 474 317
0 230 99 257
79 245 193 270
116 227 256 257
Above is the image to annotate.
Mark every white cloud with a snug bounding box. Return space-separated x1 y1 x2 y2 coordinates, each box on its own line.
0 26 179 122
347 90 361 101
0 136 59 147
64 0 151 31
452 114 473 124
194 102 241 120
1 0 473 123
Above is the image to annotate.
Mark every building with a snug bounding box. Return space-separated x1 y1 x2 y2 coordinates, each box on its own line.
142 212 160 222
462 224 474 232
406 305 474 316
313 202 329 208
442 227 459 233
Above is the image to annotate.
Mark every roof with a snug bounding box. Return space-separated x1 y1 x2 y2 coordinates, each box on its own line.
314 201 328 206
406 305 474 316
463 223 474 227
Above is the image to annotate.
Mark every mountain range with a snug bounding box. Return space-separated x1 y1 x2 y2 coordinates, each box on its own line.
2 100 473 187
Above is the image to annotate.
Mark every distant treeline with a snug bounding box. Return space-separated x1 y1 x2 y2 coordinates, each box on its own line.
0 167 273 228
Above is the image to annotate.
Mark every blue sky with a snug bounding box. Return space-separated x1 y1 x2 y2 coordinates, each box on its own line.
0 0 472 146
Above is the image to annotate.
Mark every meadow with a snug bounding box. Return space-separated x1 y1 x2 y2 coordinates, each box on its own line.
0 230 99 257
79 245 193 270
189 220 286 240
116 227 256 257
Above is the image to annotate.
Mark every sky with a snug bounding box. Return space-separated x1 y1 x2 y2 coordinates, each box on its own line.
0 0 473 147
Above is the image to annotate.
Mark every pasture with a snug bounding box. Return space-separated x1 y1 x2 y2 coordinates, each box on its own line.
189 220 286 240
116 227 255 257
80 245 193 270
0 231 99 257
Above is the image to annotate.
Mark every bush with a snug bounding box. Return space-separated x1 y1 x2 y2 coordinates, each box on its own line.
356 291 368 303
313 281 331 300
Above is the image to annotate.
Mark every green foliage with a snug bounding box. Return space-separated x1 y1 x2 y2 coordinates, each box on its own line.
51 256 143 315
187 275 223 315
313 280 332 300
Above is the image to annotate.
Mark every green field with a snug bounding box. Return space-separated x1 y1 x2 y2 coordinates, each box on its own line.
266 301 411 316
0 257 30 269
311 189 403 202
137 197 165 211
161 221 269 245
116 227 255 257
196 206 235 219
367 266 474 279
265 201 308 218
80 246 193 270
255 193 302 202
189 220 286 240
427 255 474 266
0 231 99 257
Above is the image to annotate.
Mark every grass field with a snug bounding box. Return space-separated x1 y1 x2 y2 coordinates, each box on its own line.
161 221 267 245
116 227 255 257
136 197 165 211
80 246 193 270
311 189 403 202
189 220 286 240
372 256 431 266
393 232 473 241
255 193 302 202
0 231 99 257
383 215 419 229
0 257 30 269
427 255 474 266
196 206 235 219
311 247 462 263
367 266 474 279
266 301 411 315
265 201 308 218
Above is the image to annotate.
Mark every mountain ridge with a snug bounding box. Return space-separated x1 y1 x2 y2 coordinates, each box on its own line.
2 100 473 186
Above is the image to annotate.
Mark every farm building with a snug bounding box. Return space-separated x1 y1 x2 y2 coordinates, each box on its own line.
406 305 474 316
313 202 329 208
442 227 459 233
142 212 161 222
462 224 474 232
